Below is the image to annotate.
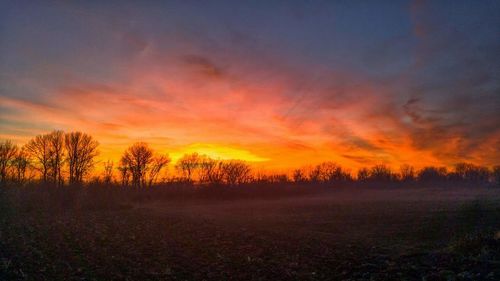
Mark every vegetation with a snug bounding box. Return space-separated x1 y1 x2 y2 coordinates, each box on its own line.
1 131 500 280
0 131 499 189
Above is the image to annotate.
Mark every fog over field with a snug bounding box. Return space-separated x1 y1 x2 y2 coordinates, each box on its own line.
2 186 499 280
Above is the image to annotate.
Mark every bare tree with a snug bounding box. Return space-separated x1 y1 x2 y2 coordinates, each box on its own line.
12 145 30 185
417 166 448 182
399 164 415 182
0 140 18 186
175 153 201 183
26 134 52 183
369 164 393 182
102 160 114 185
48 131 65 186
65 131 99 185
317 162 350 182
308 165 322 183
25 131 65 186
117 165 130 187
453 163 489 183
198 156 224 185
302 162 350 184
147 154 171 187
357 167 369 181
265 173 289 184
221 160 251 186
292 168 306 183
120 142 154 188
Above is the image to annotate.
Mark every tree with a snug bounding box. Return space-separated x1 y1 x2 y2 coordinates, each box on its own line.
48 131 65 186
175 153 202 182
12 145 30 185
399 164 415 182
102 160 114 185
221 160 251 186
26 131 65 186
266 173 289 184
26 133 52 183
453 163 489 184
0 140 18 186
357 167 369 181
65 131 99 185
292 168 306 183
314 162 351 183
120 142 154 188
117 165 130 187
369 164 393 182
417 166 448 182
316 162 340 182
199 156 224 185
147 155 170 187
308 165 322 183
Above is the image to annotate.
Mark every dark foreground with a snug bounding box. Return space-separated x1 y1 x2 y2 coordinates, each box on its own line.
1 186 500 280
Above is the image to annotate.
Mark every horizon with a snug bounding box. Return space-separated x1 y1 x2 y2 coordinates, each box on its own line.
1 0 499 172
2 130 499 180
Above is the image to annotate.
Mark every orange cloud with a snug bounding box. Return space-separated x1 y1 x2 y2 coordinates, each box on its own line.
1 38 498 172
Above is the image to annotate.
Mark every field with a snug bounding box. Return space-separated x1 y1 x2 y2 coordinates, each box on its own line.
1 186 500 280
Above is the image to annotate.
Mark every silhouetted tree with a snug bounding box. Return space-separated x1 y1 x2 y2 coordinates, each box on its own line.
417 166 448 182
148 154 170 187
309 165 322 183
399 164 416 182
0 140 18 186
26 133 52 183
269 174 290 183
292 168 306 183
102 160 114 185
12 145 30 185
255 173 289 184
221 160 251 186
316 162 343 182
453 163 489 184
48 131 65 187
175 153 201 183
369 164 393 182
252 171 267 184
357 167 369 181
118 165 130 187
65 132 99 185
120 142 154 188
199 156 224 185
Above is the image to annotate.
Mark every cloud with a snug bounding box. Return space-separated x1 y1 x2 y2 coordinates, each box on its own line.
1 0 499 170
181 54 225 79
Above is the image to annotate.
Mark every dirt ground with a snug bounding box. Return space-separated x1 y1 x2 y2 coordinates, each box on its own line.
1 187 500 280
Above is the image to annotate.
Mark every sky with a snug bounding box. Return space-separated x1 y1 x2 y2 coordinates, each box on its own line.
1 0 499 171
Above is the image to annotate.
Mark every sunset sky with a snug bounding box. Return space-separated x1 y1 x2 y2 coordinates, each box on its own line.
1 0 499 171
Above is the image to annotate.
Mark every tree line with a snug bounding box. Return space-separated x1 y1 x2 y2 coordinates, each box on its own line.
0 131 499 188
0 131 99 187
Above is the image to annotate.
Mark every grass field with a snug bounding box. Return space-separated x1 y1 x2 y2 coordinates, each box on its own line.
1 186 500 280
